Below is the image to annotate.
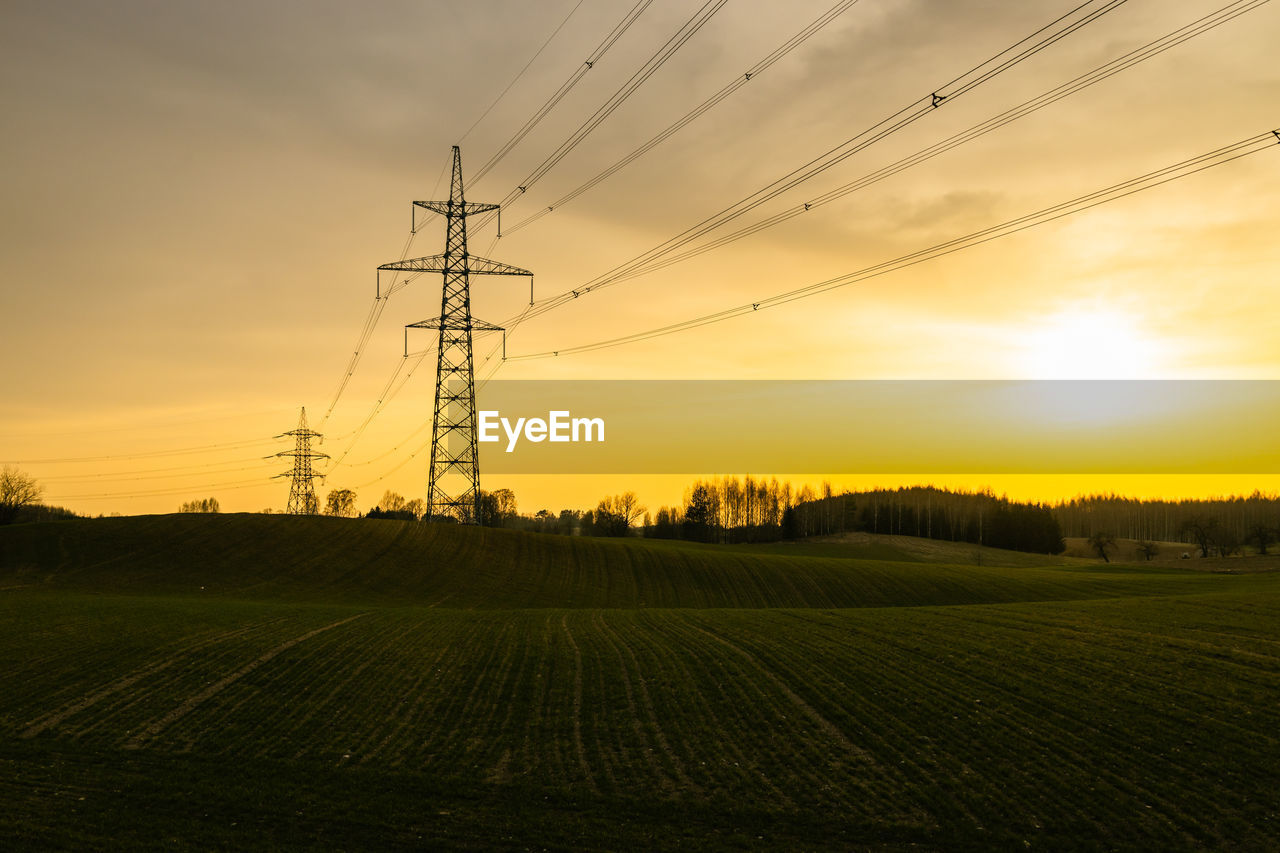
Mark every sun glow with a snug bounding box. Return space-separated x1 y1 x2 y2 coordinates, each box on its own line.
1018 307 1166 379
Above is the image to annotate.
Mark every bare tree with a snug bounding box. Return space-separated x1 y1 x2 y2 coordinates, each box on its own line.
614 491 647 529
493 488 518 521
1215 527 1241 558
1136 541 1160 562
1180 516 1219 559
1088 531 1116 563
0 466 43 524
1246 523 1277 555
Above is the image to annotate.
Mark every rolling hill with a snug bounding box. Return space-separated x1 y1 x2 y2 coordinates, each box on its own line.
1 514 1278 851
0 513 1242 608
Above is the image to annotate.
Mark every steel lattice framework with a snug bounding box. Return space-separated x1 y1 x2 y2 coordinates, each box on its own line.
273 407 328 514
379 146 531 523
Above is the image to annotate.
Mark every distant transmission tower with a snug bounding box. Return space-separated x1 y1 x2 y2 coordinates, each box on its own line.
273 407 328 514
379 146 532 524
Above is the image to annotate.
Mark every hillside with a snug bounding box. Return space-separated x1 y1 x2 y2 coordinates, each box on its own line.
0 513 1233 609
2 515 1278 850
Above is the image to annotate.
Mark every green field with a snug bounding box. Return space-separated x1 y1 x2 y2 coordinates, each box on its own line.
1 515 1277 850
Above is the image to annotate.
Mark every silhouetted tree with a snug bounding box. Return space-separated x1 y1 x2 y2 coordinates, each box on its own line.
649 506 684 539
1088 531 1116 563
477 489 517 527
613 492 646 529
592 493 645 537
179 497 220 513
683 484 717 542
366 505 415 521
1136 541 1160 561
1180 516 1219 558
0 466 43 525
781 505 800 539
325 489 357 518
1215 526 1241 558
1246 523 1277 555
559 509 582 535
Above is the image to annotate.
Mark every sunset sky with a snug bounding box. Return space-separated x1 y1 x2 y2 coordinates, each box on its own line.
3 0 1279 517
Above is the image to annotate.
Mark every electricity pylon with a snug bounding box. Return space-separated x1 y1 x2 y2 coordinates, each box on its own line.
379 146 532 524
272 407 328 514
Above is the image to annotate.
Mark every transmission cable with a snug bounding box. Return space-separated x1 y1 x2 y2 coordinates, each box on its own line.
504 0 1132 321
343 0 1131 481
34 456 278 483
503 129 1279 360
315 2 608 425
333 2 1269 488
328 0 733 439
502 0 865 236
474 0 731 236
457 0 588 146
47 477 276 502
472 0 656 184
601 0 1272 285
2 437 279 465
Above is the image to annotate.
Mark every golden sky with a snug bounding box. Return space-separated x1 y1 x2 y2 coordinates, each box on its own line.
2 0 1279 516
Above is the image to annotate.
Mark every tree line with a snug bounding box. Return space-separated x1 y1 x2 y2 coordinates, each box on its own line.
4 461 1276 559
1054 492 1280 557
316 482 1280 557
642 479 1065 554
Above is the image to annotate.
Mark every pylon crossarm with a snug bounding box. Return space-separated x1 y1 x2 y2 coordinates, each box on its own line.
413 200 499 217
408 318 504 333
379 253 531 277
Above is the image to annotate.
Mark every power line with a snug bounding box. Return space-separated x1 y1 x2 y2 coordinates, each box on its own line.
2 438 279 465
0 407 286 440
315 1 609 430
324 298 524 477
316 0 845 441
505 0 1133 321
321 2 1263 485
47 477 273 502
31 457 277 483
502 0 866 236
317 292 392 431
456 0 588 145
472 0 656 184
474 0 731 230
345 0 1123 485
324 346 433 470
490 0 1268 371
599 0 1273 285
505 129 1279 360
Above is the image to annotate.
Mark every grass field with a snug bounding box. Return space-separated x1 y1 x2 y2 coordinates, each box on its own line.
1 515 1277 850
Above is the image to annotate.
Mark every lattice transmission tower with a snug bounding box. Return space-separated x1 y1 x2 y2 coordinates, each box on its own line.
378 146 532 523
273 406 328 514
